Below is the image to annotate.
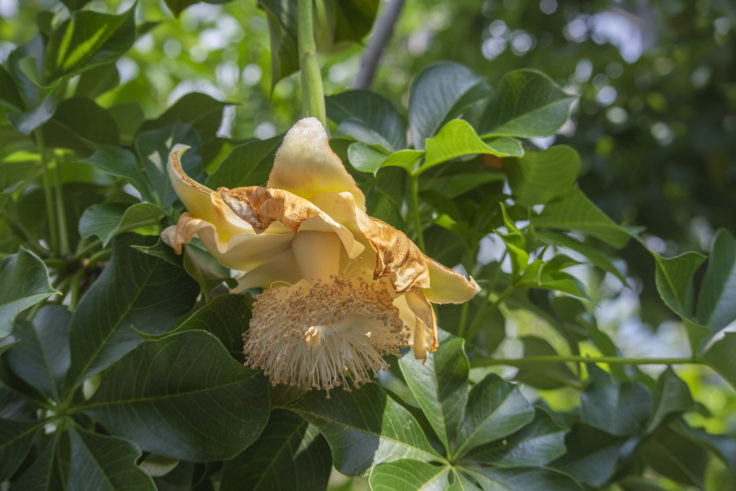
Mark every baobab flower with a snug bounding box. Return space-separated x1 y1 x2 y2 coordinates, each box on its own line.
162 118 479 393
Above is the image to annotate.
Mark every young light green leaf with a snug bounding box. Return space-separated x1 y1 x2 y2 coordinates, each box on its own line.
479 69 574 138
80 330 269 462
327 90 407 150
696 229 736 336
505 145 579 206
207 136 282 188
43 4 136 83
68 425 156 490
65 234 199 388
369 460 453 491
0 247 57 338
532 188 631 249
421 119 522 174
380 149 424 174
409 62 490 149
78 202 164 246
290 383 438 476
399 332 469 452
220 410 331 491
498 202 529 280
652 250 706 319
347 142 389 175
455 374 534 457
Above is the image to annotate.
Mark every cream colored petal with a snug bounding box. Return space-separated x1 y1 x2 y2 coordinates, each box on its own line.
168 145 253 240
356 212 430 293
164 213 295 271
424 257 480 304
232 249 302 291
219 186 365 260
268 118 366 210
394 290 438 360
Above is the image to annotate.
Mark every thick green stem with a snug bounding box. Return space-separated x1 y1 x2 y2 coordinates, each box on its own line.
410 175 425 250
36 131 58 253
54 152 70 256
297 0 327 126
474 355 704 367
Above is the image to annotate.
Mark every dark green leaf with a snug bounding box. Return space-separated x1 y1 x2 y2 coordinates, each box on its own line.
704 332 736 390
220 410 331 491
78 202 163 246
537 231 626 283
60 0 93 10
291 383 438 476
6 306 70 401
640 426 707 488
7 96 57 135
0 418 44 481
80 331 270 461
182 243 235 299
505 145 579 206
41 97 119 155
164 0 232 17
258 0 299 86
81 145 153 201
675 420 736 476
409 62 489 149
696 229 736 336
0 66 23 111
137 92 227 163
513 336 579 390
532 188 631 249
135 123 203 208
551 422 625 487
326 90 407 150
467 408 567 467
479 69 574 138
455 374 534 457
74 63 120 99
580 366 652 436
107 101 144 145
421 119 523 174
399 332 469 451
65 234 199 388
324 0 378 45
68 425 156 490
652 250 706 319
461 465 582 491
43 5 136 83
206 136 281 188
646 367 694 434
369 460 452 491
10 431 64 491
0 248 57 338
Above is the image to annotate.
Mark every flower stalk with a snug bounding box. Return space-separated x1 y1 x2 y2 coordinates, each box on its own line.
35 131 59 254
297 0 327 126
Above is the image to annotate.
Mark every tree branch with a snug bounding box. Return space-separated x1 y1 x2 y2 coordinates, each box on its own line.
353 0 406 90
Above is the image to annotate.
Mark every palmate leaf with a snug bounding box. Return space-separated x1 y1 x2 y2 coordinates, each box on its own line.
369 459 457 491
220 410 331 491
79 331 270 462
460 465 582 491
10 431 64 490
290 383 438 476
0 418 45 481
399 332 469 452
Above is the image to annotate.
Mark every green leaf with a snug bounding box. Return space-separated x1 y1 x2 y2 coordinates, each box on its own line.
40 97 119 155
74 63 120 99
220 410 331 491
505 145 580 206
675 420 736 476
68 425 156 490
652 250 706 319
380 149 424 174
704 332 736 390
258 0 299 85
460 465 582 491
80 331 269 461
137 92 227 163
532 188 631 249
207 136 282 188
291 383 438 476
399 332 469 452
182 243 235 299
455 374 534 457
81 145 153 201
0 66 24 110
43 4 136 83
323 0 378 45
10 431 64 491
467 408 567 467
551 422 625 487
640 426 707 488
479 69 574 138
646 367 694 434
536 231 626 283
369 460 453 491
347 142 388 175
421 119 522 174
135 122 204 208
0 248 57 338
696 229 736 336
409 62 489 149
7 96 57 135
164 0 232 17
60 0 93 10
172 294 250 363
498 202 529 280
6 306 70 401
326 90 407 150
513 336 579 390
65 234 199 388
0 418 44 481
78 202 164 246
580 366 652 436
